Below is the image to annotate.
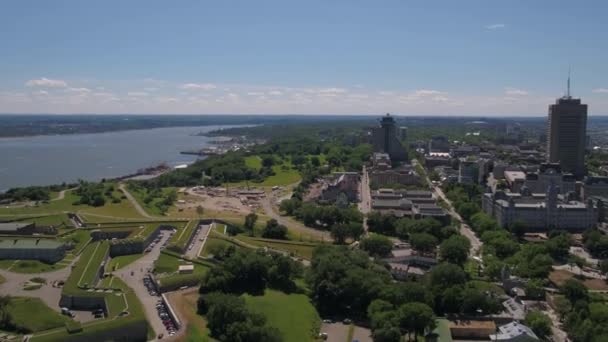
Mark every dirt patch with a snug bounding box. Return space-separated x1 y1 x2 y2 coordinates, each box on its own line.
549 270 608 291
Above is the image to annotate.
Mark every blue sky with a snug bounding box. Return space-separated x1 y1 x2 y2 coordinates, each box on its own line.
1 0 607 115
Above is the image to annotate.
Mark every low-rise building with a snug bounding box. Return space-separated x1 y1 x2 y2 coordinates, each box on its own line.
449 320 496 339
482 184 598 231
0 222 36 235
0 238 66 263
490 322 539 342
319 172 359 203
582 176 608 199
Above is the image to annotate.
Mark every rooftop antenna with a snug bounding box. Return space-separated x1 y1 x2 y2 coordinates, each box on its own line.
566 66 571 98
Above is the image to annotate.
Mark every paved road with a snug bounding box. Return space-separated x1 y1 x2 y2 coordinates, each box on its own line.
184 223 212 260
118 183 155 219
432 185 482 256
321 322 349 342
358 166 371 233
116 232 171 339
410 159 482 256
0 257 80 313
261 194 331 241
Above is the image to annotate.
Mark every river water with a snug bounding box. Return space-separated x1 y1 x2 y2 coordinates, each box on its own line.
0 125 232 190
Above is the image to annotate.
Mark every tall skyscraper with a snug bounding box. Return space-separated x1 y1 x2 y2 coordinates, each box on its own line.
371 113 408 161
547 76 588 178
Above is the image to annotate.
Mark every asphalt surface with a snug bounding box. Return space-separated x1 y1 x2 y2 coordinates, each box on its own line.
358 166 371 233
116 231 172 339
0 256 79 313
184 223 212 260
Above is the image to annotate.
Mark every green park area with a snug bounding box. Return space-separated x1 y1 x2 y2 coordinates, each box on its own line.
226 156 301 187
236 236 319 260
243 290 320 342
30 277 147 342
154 251 212 291
5 297 77 333
0 186 146 223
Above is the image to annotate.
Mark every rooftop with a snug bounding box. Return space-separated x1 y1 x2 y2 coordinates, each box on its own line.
0 222 33 232
490 321 538 341
0 238 63 249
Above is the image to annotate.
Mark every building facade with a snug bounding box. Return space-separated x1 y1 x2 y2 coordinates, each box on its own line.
482 184 598 231
547 93 588 178
371 113 408 161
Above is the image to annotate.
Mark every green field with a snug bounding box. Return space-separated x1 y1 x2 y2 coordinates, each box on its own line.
31 278 148 342
128 186 177 216
243 290 320 342
106 253 143 271
226 156 301 187
79 241 109 287
200 235 244 258
235 236 320 260
0 188 144 220
168 219 197 251
7 297 76 333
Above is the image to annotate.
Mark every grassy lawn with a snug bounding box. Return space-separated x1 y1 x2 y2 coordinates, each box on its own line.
59 229 91 254
243 290 320 342
168 219 197 250
7 260 65 273
235 236 320 260
7 297 76 333
128 186 177 217
226 157 301 187
79 241 109 287
106 253 144 271
0 188 145 221
200 235 243 258
12 213 74 228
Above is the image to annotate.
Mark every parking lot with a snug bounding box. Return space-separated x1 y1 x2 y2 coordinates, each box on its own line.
117 231 175 340
184 223 212 259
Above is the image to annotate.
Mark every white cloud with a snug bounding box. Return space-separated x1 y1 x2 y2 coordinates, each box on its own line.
179 83 217 90
486 23 506 30
268 90 283 96
485 23 506 30
25 77 67 88
68 87 91 93
592 88 608 94
505 87 528 96
413 89 443 96
127 91 149 97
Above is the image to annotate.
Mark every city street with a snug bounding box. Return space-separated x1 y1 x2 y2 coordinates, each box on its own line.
432 185 483 256
359 166 371 233
116 232 172 339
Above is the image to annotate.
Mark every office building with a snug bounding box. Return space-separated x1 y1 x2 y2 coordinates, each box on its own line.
547 78 588 178
371 113 408 161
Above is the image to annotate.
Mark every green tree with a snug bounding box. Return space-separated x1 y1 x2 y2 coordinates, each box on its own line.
262 219 288 240
428 263 467 291
524 310 552 340
410 233 438 254
562 279 588 304
331 223 350 245
398 302 436 341
439 235 470 265
360 234 393 258
244 212 258 236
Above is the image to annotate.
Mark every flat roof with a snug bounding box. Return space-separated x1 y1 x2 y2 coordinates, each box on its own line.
449 320 496 329
0 238 63 249
0 222 32 231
